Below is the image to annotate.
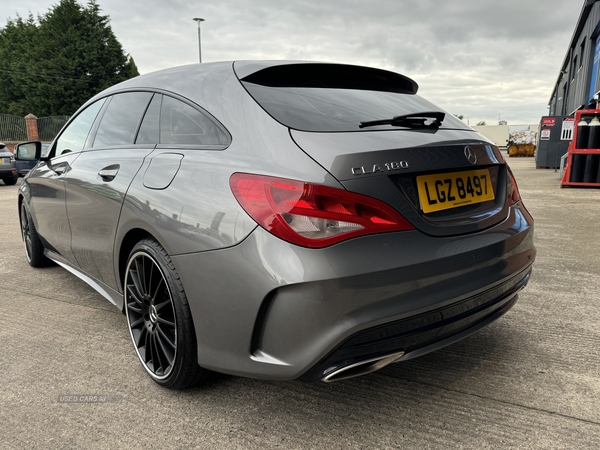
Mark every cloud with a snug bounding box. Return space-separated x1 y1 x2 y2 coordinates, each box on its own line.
0 0 583 124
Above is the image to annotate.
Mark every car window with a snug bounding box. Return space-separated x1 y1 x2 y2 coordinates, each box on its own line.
241 63 470 132
93 92 153 148
41 144 51 158
55 99 106 156
160 96 228 146
136 94 161 145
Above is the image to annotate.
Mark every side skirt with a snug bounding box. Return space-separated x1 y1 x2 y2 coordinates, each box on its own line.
44 249 123 310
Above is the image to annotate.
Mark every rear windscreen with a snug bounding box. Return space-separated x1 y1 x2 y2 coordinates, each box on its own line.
240 63 470 132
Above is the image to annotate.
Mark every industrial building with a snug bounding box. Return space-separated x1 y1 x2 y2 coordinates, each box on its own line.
542 0 600 186
537 0 600 169
549 0 600 115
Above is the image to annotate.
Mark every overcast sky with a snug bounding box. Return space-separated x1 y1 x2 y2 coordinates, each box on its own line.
0 0 584 125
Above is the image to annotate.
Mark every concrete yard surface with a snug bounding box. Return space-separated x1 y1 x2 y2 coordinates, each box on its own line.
0 156 599 449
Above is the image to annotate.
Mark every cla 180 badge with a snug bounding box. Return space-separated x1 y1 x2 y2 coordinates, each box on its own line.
352 161 409 176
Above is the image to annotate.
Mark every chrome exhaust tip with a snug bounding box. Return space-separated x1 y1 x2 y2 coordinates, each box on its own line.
321 351 405 383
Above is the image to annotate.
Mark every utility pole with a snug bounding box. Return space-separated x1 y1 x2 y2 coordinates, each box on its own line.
193 18 205 63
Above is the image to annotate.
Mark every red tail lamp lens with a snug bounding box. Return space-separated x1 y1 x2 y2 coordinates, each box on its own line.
507 168 522 205
230 173 414 248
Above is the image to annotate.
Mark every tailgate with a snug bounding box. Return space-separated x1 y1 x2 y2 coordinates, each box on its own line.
290 129 510 237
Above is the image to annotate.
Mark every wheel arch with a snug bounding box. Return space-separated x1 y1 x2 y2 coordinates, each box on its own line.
17 193 24 225
117 228 154 301
17 193 34 240
17 194 26 246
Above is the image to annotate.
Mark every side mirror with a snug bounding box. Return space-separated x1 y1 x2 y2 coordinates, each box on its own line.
15 141 42 161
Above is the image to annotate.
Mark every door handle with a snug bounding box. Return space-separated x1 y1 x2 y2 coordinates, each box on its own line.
98 164 120 182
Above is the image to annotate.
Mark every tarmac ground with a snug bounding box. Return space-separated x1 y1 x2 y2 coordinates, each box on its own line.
1 156 599 449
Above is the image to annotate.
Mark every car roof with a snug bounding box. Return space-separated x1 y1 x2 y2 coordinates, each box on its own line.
87 60 418 111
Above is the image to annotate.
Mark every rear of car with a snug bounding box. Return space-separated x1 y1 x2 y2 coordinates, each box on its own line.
171 62 535 382
0 142 18 185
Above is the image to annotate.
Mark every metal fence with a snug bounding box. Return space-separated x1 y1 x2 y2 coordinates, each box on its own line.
0 114 28 142
0 114 70 143
37 116 70 142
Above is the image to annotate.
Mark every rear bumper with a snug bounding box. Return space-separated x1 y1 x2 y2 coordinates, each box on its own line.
171 203 535 381
0 167 18 178
300 267 531 382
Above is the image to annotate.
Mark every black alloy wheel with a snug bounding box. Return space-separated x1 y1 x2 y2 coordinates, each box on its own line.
124 238 207 388
20 201 49 267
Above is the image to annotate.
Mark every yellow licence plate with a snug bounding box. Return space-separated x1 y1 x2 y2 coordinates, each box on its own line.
416 169 495 214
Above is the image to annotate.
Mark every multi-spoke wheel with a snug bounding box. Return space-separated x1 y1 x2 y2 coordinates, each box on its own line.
20 201 50 267
124 238 207 388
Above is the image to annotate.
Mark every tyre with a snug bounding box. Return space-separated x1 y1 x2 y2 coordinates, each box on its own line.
20 201 51 267
124 238 208 389
4 176 18 186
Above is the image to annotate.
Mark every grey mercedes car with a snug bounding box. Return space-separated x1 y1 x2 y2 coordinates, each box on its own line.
17 61 535 388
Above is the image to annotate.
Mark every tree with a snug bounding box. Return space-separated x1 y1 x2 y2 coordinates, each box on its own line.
454 114 464 120
476 121 486 126
0 14 39 116
0 0 139 116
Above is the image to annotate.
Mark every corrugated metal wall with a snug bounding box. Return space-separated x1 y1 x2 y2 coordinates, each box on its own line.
550 2 600 116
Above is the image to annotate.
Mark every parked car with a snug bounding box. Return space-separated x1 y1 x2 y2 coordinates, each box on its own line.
17 61 535 388
0 142 19 185
14 142 49 176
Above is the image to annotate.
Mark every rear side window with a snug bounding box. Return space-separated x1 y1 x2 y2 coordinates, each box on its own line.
240 63 470 132
93 92 153 147
160 96 228 146
136 94 161 145
55 99 105 156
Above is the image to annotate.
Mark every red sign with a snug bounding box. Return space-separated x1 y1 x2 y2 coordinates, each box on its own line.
542 118 556 126
564 117 575 122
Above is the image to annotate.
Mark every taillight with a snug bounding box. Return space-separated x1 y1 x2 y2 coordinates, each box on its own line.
230 173 414 248
507 167 521 205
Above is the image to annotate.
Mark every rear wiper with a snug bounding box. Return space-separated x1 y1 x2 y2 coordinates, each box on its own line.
359 111 445 129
